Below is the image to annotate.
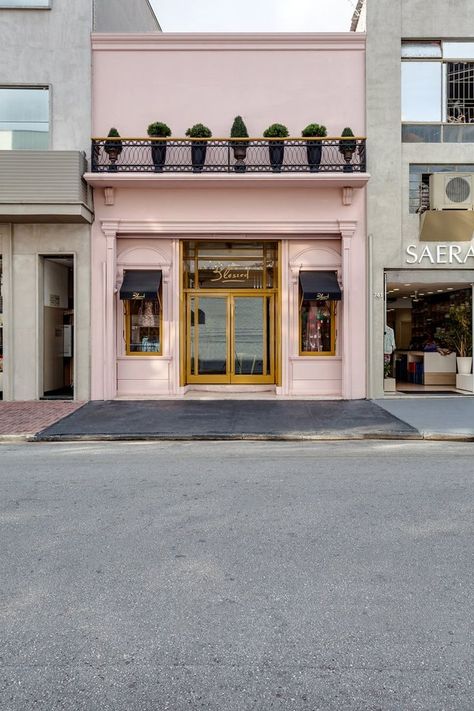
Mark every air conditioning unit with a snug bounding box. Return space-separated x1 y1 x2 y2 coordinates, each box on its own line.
430 173 474 210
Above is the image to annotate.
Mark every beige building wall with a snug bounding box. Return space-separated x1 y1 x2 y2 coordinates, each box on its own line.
0 224 90 401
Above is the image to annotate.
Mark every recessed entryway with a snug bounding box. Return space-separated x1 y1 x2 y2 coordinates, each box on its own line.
41 255 74 400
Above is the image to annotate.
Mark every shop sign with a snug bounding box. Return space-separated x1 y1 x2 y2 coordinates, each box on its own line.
405 243 474 265
210 266 252 283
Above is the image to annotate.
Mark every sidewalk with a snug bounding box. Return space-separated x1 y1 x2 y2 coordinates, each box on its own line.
0 401 85 440
2 397 473 443
376 396 474 439
33 399 420 441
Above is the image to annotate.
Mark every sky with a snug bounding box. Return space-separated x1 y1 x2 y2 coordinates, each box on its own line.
150 0 356 33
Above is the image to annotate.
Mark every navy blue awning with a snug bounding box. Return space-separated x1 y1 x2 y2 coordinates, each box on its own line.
119 270 162 300
299 271 341 300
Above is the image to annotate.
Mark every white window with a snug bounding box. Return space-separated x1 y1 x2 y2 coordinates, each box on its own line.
402 63 442 122
0 1 50 6
0 87 49 149
401 41 474 127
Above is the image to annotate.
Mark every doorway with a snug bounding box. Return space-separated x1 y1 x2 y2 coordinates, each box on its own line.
41 255 74 399
385 272 473 394
182 241 279 385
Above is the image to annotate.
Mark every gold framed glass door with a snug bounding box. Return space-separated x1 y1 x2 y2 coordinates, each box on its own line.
185 293 275 384
231 295 274 383
182 241 279 385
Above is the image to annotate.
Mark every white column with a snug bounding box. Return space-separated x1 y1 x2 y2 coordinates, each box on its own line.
102 222 118 400
0 225 13 400
339 222 357 400
279 239 290 395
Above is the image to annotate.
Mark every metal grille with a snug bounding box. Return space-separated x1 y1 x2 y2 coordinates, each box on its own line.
91 138 367 174
447 62 474 123
445 176 471 203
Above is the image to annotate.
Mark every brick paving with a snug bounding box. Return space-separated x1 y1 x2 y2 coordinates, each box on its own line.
0 401 85 436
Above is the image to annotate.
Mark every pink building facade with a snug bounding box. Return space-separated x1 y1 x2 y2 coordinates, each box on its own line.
86 33 368 400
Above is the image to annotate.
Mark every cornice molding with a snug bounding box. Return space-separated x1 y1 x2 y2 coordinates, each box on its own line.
92 32 366 52
84 173 369 191
99 219 358 236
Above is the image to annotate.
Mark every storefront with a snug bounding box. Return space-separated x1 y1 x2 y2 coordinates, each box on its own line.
383 252 474 394
88 219 366 400
87 31 368 401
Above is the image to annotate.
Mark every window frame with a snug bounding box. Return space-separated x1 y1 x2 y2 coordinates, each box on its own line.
0 1 51 8
0 84 51 150
299 296 337 357
124 294 163 357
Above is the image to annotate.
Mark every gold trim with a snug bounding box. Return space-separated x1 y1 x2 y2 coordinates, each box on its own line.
93 136 367 142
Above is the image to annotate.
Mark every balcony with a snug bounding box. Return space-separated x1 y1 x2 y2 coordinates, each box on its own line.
0 151 93 223
91 136 367 174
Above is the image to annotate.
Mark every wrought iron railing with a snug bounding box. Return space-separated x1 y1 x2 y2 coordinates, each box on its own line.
90 137 367 174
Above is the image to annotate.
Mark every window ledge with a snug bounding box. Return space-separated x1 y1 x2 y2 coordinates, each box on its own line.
117 355 171 361
290 355 342 361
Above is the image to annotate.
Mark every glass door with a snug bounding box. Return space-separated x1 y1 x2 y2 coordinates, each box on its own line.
186 293 275 384
182 241 279 386
232 296 274 383
187 295 230 383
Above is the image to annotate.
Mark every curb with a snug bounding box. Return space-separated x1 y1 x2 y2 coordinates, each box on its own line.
0 434 31 443
32 431 424 442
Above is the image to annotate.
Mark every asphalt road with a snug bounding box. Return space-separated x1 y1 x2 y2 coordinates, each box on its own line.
0 441 472 711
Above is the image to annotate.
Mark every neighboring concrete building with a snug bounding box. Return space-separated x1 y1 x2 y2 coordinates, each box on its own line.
354 0 474 397
0 0 159 401
86 33 368 400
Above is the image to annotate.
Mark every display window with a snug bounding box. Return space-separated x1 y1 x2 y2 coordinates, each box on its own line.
124 297 162 355
300 298 336 356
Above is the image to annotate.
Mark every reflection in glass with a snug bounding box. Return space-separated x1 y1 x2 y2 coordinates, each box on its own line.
0 87 49 149
401 42 442 59
443 43 474 60
183 241 278 290
301 300 334 354
401 63 442 122
127 299 161 354
234 298 265 375
194 297 227 375
402 124 441 143
0 0 49 5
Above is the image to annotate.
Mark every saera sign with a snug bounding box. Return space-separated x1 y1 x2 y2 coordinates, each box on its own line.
405 243 474 265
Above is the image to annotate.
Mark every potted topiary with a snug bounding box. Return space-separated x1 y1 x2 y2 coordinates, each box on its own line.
185 123 212 173
263 123 289 172
302 123 327 172
230 116 249 173
104 128 122 171
338 127 356 172
147 121 171 172
439 301 473 374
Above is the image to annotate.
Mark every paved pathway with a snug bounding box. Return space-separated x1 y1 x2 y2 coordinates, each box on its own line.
376 396 474 438
0 401 84 437
35 399 418 440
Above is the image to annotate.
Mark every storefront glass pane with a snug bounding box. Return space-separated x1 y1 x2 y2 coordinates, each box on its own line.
234 297 265 375
127 299 161 353
183 241 278 290
301 299 334 354
194 297 227 375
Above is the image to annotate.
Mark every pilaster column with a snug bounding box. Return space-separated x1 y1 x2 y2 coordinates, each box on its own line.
338 221 357 399
101 221 119 400
0 225 13 400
